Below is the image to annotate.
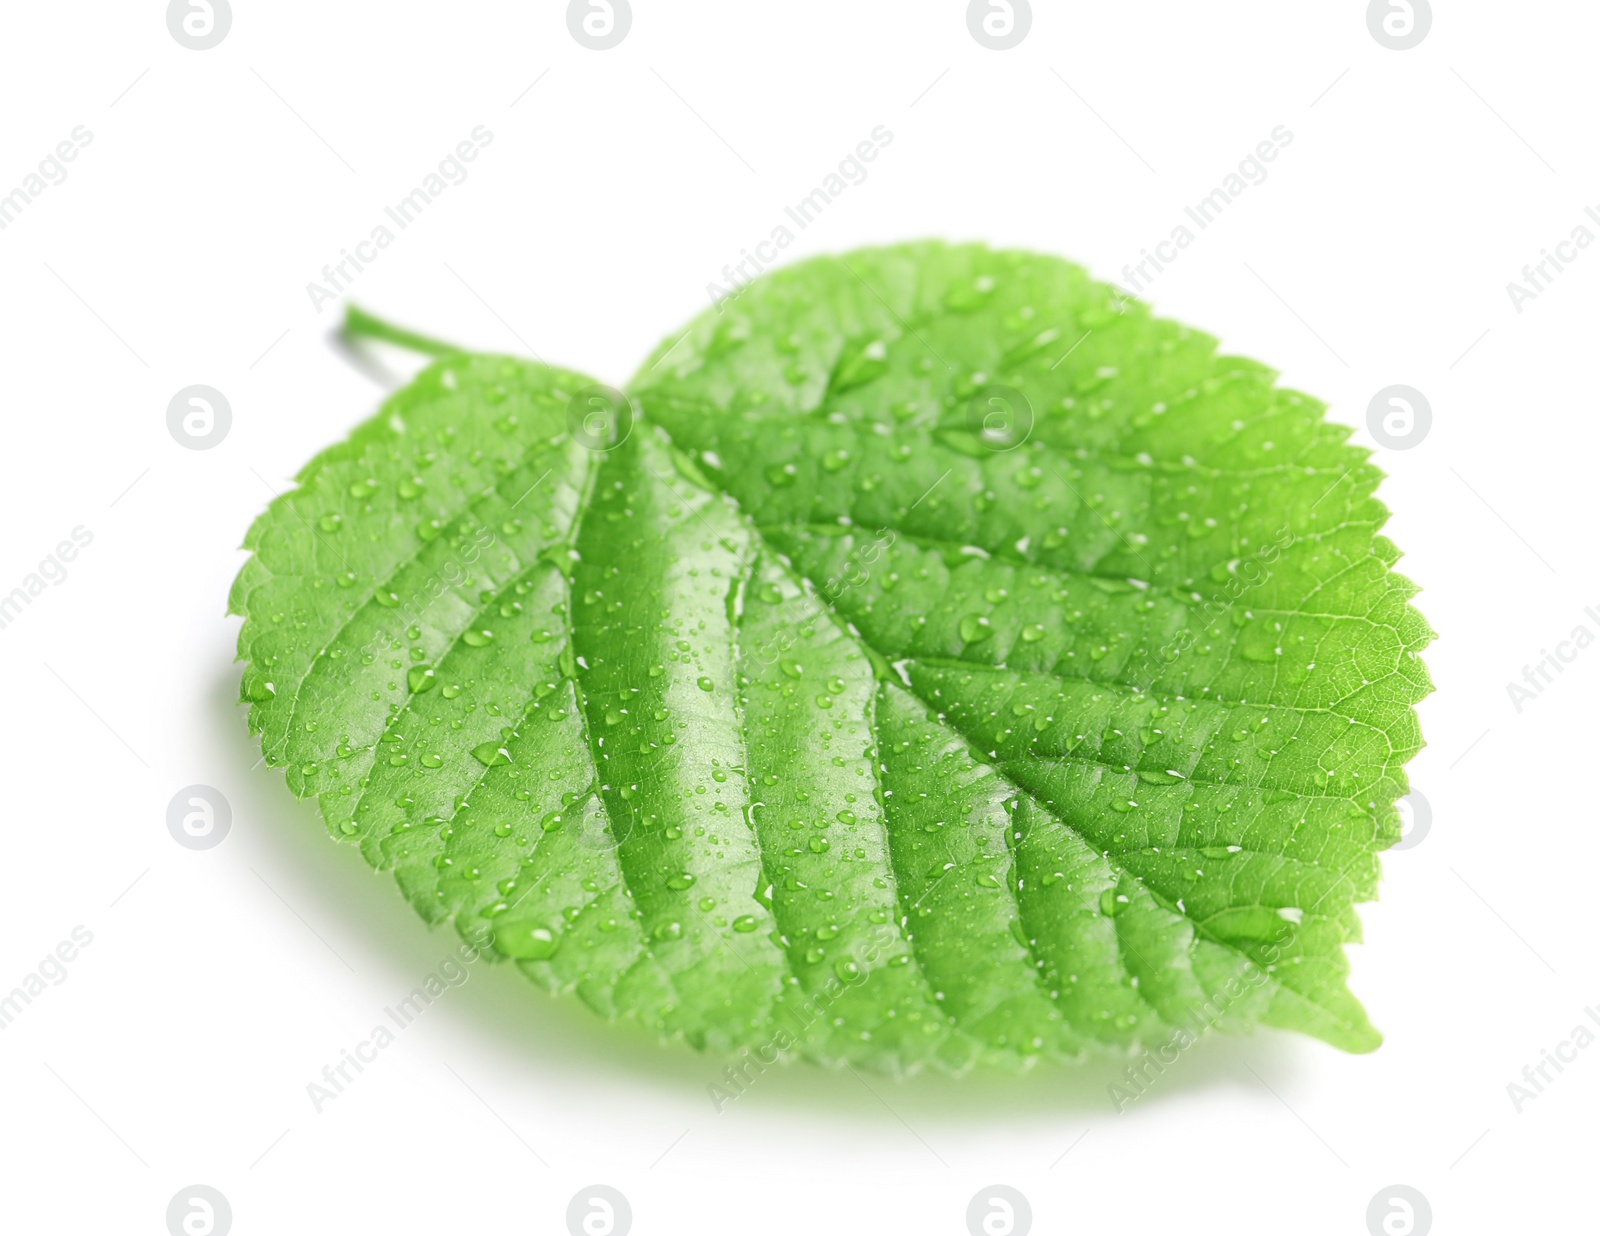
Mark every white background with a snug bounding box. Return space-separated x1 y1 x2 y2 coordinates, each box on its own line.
0 2 1594 1233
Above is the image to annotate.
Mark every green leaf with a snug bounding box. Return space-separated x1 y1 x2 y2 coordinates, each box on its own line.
232 242 1431 1071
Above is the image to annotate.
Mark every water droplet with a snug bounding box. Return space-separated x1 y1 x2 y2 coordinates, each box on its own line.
471 742 513 767
242 674 276 702
831 338 890 392
944 274 996 312
492 921 559 960
959 614 994 643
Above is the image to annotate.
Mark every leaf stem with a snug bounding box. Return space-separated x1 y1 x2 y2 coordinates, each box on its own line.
342 306 464 358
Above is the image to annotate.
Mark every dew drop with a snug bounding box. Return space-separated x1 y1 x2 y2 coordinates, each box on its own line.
959 614 994 643
492 922 559 960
